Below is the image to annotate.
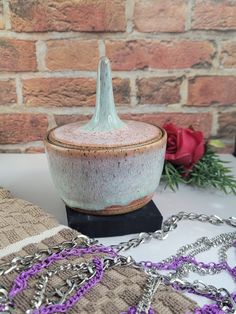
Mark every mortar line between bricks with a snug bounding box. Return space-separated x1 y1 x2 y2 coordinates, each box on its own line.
1 30 236 41
212 39 221 69
217 40 223 69
2 0 11 30
216 106 236 113
185 0 193 31
36 40 48 71
0 104 231 115
125 0 135 34
179 76 188 105
15 76 23 106
1 103 236 115
98 39 106 58
212 109 219 136
129 77 138 107
0 69 236 80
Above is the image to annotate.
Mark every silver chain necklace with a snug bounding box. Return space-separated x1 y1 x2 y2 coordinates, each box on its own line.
112 212 236 252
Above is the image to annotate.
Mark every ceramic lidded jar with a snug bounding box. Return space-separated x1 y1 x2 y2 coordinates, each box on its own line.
45 57 166 215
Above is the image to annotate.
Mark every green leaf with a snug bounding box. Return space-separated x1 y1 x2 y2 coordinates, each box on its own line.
161 145 236 195
161 162 185 191
188 146 236 195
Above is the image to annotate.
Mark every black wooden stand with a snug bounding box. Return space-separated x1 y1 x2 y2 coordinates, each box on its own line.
66 200 163 238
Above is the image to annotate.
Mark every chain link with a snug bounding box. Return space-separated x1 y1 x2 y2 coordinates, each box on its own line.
136 273 162 314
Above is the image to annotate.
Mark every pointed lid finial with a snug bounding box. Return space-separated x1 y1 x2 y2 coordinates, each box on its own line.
81 56 125 132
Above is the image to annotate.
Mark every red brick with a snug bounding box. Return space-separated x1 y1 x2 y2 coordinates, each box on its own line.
0 114 48 144
0 80 17 105
0 1 4 29
23 78 96 107
192 0 236 30
188 76 236 106
46 40 99 71
23 78 130 107
220 42 236 67
112 78 130 104
0 39 36 72
137 77 182 104
9 0 126 32
106 40 214 70
120 113 213 137
134 0 186 33
55 114 91 126
218 111 236 139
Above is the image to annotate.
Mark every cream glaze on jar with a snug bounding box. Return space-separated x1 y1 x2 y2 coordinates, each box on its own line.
45 57 166 215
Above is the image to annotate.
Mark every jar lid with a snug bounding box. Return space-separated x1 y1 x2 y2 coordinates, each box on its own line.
48 57 163 149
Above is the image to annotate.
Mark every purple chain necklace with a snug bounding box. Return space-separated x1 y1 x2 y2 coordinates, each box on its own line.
1 244 235 314
9 245 116 298
32 257 104 314
1 212 236 314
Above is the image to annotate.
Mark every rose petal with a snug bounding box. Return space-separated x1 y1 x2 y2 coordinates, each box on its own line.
193 142 205 163
167 135 177 153
163 123 179 135
173 129 198 165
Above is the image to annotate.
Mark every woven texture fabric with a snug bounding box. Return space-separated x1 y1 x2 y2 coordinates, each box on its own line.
0 187 58 249
0 187 198 313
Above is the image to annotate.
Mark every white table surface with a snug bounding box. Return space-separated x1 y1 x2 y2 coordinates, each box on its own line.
0 153 236 306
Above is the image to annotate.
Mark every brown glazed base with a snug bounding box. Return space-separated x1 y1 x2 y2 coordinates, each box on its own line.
68 194 154 216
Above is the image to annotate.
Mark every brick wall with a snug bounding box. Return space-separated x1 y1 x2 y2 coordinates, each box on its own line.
0 0 236 153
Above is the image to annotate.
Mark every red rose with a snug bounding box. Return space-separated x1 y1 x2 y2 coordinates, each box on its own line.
163 123 205 170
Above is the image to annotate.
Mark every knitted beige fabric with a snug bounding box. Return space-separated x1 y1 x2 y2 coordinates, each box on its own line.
0 187 198 313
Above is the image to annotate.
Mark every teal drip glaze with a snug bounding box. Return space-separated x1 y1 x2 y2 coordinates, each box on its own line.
81 57 125 132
